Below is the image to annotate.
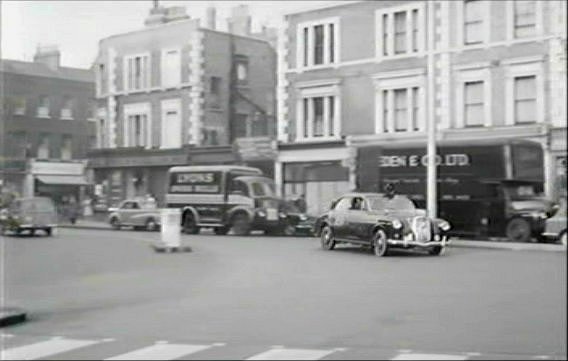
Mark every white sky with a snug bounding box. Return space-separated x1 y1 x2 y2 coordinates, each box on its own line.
1 0 332 69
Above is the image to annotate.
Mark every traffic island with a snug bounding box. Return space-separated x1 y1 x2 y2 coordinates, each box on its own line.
0 307 27 327
152 241 192 253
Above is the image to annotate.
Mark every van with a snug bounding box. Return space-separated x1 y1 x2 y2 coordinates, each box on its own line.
0 197 57 236
165 165 295 236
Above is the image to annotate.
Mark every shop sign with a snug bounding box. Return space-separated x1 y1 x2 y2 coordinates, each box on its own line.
90 154 187 168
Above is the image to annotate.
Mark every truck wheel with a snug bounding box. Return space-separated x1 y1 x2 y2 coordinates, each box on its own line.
373 229 389 257
182 213 200 234
110 217 121 230
320 225 336 250
560 232 567 246
506 218 532 243
145 218 158 232
231 213 251 236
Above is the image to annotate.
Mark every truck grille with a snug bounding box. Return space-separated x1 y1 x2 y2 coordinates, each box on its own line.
411 216 431 243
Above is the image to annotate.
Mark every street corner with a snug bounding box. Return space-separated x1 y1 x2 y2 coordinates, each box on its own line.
0 307 28 328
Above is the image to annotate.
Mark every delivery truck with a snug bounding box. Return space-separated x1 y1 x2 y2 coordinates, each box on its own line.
356 141 553 242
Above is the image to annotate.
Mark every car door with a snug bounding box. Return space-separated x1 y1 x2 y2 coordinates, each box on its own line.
120 201 136 225
348 197 374 242
329 197 351 239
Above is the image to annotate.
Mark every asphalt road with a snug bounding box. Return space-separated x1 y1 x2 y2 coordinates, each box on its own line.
1 228 566 360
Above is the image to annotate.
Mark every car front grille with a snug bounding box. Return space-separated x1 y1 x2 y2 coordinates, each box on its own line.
411 216 432 243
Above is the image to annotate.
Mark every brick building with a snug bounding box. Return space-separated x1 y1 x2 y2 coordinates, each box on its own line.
276 0 567 216
0 46 95 204
89 4 276 207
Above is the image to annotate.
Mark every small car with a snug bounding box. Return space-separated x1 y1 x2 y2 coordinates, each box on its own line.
0 197 57 236
314 192 451 256
108 199 161 231
541 197 567 246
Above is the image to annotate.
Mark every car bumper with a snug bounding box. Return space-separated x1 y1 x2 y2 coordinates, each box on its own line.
388 235 451 248
15 224 57 229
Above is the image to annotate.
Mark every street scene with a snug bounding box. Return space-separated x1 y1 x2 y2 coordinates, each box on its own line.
1 0 567 360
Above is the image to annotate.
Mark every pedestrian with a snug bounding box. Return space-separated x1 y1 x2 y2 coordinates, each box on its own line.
146 193 157 208
384 183 396 199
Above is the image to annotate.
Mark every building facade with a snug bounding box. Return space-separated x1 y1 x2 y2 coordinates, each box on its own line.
277 0 567 216
0 47 95 205
90 5 277 207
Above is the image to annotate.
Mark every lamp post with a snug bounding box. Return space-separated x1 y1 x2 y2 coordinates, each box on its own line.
426 0 437 219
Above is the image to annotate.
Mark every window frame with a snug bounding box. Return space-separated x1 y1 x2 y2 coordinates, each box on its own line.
506 0 543 41
375 3 425 60
372 68 426 134
161 47 181 89
295 79 342 142
454 63 492 128
123 52 151 92
457 0 490 47
297 17 340 70
37 95 50 118
123 102 152 148
503 57 545 126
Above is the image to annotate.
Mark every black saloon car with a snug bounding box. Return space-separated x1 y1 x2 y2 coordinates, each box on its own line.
314 193 451 256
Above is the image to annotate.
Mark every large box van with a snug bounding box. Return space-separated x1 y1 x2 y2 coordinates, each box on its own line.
165 165 296 236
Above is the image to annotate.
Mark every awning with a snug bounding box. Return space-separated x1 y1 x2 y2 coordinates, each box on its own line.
36 175 90 186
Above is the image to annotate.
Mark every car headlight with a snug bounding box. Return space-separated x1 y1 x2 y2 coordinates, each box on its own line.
392 219 402 229
299 214 308 221
439 220 451 231
530 212 547 219
279 212 287 218
257 210 266 218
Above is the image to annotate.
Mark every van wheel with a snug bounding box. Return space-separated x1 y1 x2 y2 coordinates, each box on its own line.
506 218 532 243
183 213 200 234
231 213 251 236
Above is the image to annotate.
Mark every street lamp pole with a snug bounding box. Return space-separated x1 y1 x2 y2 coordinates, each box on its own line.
426 0 437 219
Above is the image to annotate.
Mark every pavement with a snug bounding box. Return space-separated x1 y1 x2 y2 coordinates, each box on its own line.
58 216 568 252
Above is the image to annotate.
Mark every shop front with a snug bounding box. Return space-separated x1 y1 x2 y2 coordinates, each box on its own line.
276 141 353 216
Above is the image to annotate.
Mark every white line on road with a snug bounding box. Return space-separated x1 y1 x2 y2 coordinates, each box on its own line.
246 348 338 360
104 343 212 360
1 337 100 360
391 353 468 360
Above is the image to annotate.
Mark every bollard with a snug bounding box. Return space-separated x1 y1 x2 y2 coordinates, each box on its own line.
161 208 181 248
152 208 191 253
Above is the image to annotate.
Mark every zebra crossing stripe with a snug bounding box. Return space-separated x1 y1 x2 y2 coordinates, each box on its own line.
391 353 468 360
246 348 338 360
1 337 100 360
104 343 212 360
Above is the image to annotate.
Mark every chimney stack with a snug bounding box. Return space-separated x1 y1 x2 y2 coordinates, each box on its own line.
34 45 60 70
206 6 216 30
227 4 251 36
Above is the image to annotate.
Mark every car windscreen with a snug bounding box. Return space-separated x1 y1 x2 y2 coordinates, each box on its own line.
504 185 539 200
250 181 276 197
368 195 416 211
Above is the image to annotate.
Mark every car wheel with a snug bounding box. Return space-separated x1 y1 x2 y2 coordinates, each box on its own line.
506 218 532 243
182 213 200 234
283 224 296 237
320 225 336 250
214 226 229 235
560 232 567 246
110 217 121 230
428 245 445 256
373 229 389 257
145 218 158 232
231 213 251 236
45 227 52 237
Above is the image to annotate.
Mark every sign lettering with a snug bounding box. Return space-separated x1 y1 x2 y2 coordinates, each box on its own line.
379 154 470 168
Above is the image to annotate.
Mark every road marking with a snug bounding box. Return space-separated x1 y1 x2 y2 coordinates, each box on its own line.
391 353 468 360
105 343 212 360
1 337 99 360
246 348 338 360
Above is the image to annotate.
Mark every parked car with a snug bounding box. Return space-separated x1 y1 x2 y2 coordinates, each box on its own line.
541 197 567 246
0 197 57 236
108 199 161 231
314 193 451 257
